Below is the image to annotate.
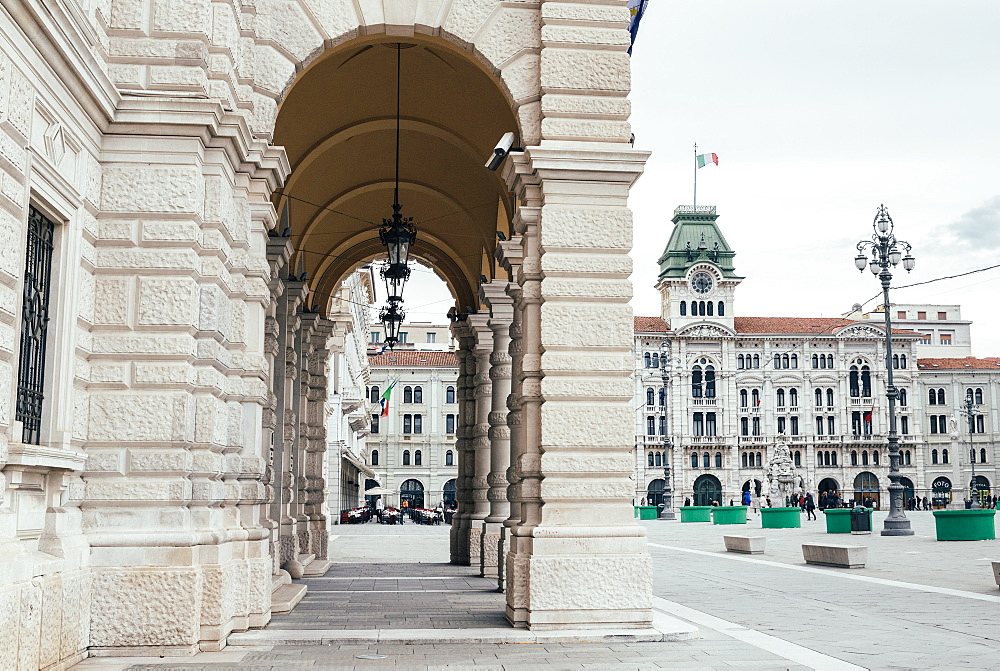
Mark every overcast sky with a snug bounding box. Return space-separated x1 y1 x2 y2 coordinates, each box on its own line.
397 1 1000 355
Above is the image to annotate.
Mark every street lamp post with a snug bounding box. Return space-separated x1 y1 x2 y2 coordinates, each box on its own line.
658 342 676 520
960 393 982 509
854 204 915 536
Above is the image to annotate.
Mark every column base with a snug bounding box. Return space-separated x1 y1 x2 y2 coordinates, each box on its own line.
881 516 915 536
480 521 503 579
658 509 677 520
507 607 654 631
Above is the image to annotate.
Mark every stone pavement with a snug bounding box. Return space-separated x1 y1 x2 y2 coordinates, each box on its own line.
73 511 1000 670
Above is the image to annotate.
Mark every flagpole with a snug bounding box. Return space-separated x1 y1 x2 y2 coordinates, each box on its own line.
693 142 698 208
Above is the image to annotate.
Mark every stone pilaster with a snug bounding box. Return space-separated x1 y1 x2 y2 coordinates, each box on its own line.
480 282 514 579
497 238 525 592
449 321 475 564
467 314 494 568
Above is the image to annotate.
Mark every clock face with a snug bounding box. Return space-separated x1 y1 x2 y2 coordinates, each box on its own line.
690 271 714 294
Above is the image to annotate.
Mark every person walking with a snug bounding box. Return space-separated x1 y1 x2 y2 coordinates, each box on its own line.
805 492 816 520
766 495 773 508
742 490 752 507
684 497 691 507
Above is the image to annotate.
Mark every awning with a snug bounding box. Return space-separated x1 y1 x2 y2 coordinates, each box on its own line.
341 447 375 479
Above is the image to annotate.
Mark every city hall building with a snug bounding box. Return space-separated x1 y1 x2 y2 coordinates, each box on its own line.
1 0 652 665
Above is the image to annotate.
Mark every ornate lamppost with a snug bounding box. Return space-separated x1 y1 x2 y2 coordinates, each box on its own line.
854 204 915 536
960 392 982 508
658 344 678 520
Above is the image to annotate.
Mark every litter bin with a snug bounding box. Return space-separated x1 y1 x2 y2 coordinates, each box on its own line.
850 506 872 534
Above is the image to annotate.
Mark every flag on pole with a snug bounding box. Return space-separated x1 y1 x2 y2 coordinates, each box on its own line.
627 0 649 55
379 379 397 418
863 403 874 424
696 153 719 168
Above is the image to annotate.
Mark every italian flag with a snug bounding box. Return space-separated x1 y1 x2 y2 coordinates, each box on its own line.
379 379 397 418
696 153 719 168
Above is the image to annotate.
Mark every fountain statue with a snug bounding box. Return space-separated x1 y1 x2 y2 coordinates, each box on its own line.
760 434 805 507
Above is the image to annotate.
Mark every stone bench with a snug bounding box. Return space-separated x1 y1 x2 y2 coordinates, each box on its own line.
723 535 765 554
993 561 1000 589
802 543 867 568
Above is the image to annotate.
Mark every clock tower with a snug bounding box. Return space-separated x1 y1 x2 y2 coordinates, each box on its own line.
655 205 742 332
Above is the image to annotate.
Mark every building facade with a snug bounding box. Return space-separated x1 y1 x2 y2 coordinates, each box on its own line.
633 207 999 510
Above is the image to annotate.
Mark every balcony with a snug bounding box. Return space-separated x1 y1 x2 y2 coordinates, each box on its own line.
739 436 767 444
850 398 875 407
690 435 723 444
692 398 718 406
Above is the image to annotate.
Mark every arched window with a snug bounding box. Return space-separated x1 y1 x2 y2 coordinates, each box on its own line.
740 389 748 407
790 388 798 407
872 450 879 465
647 416 655 435
370 386 380 403
737 354 745 369
831 451 837 466
715 452 723 468
776 389 786 407
826 354 833 368
752 417 761 435
849 366 860 397
936 388 945 405
741 452 748 468
892 354 898 369
413 386 422 403
862 450 869 466
446 414 455 434
861 366 871 397
445 450 454 466
659 388 666 406
981 448 987 464
659 416 666 435
402 450 411 466
812 354 819 369
648 451 654 467
691 452 698 468
903 450 911 466
403 414 412 434
703 452 711 468
931 449 938 464
718 301 725 316
706 301 713 316
815 389 823 406
942 448 949 464
644 352 651 368
413 414 422 434
782 354 790 369
900 354 906 369
740 417 749 436
752 354 760 368
655 452 662 467
446 386 455 403
680 300 687 316
928 388 937 405
646 388 655 406
898 389 907 406
371 449 379 466
705 365 716 398
403 386 413 403
774 354 781 369
826 388 834 407
756 452 763 467
975 388 984 404
699 301 707 316
692 365 703 398
414 450 422 466
751 389 760 407
851 450 858 466
790 354 798 368
652 353 659 368
794 451 801 467
816 416 824 435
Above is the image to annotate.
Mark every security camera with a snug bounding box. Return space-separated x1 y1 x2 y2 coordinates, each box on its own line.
485 132 517 171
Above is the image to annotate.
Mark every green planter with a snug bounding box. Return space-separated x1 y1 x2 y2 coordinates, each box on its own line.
823 508 872 534
635 505 659 520
679 506 712 523
933 509 997 541
712 506 748 525
760 507 802 528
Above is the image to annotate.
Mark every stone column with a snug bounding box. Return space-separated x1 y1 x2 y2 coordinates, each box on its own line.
467 314 494 568
480 281 514 579
501 140 654 629
449 321 475 564
300 313 334 559
497 238 525 592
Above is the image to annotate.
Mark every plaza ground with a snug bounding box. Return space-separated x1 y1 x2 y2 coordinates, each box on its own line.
75 510 999 670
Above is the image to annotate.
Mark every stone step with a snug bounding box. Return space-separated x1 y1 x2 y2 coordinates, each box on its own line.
303 558 333 577
271 582 308 614
297 553 316 565
271 570 291 593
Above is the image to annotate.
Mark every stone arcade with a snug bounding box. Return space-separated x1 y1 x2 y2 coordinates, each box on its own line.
0 1 652 665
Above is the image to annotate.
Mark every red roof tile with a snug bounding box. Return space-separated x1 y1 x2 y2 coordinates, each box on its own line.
732 317 918 336
917 357 1000 370
634 316 670 332
368 351 458 367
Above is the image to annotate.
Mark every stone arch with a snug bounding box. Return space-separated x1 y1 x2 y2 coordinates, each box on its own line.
248 3 542 142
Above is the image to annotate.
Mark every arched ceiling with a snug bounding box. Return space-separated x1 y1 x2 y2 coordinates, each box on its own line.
273 36 519 314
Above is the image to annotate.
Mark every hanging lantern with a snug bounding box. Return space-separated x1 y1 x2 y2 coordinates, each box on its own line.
379 298 405 348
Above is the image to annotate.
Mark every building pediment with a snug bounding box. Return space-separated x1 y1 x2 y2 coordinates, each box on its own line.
676 322 736 338
836 324 884 339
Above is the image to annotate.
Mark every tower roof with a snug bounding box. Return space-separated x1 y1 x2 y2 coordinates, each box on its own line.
657 206 742 280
